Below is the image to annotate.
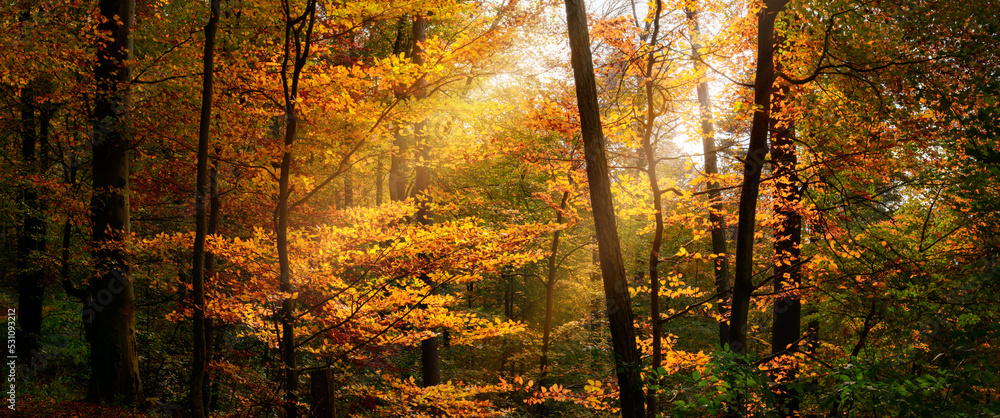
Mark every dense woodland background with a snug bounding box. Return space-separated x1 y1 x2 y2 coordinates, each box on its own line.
1 0 999 416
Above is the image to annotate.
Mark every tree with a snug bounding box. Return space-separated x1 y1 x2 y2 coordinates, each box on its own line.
189 0 221 415
274 0 317 415
686 3 732 348
768 81 802 415
633 2 667 415
87 0 143 405
539 190 571 388
15 63 52 368
564 0 645 415
406 13 442 388
728 0 790 355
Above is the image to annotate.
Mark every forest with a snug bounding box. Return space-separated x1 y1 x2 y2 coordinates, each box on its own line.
1 0 998 416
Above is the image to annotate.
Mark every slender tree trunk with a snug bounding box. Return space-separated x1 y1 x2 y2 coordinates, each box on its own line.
564 0 645 415
466 282 474 308
769 81 802 416
388 17 412 203
15 3 47 371
204 157 222 413
190 1 220 415
88 0 142 405
540 191 570 388
638 3 665 416
403 13 441 388
850 301 878 358
17 81 46 367
276 114 298 417
276 1 317 415
686 7 732 348
727 0 789 355
60 148 81 300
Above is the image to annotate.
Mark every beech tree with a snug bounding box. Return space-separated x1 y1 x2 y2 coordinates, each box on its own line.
728 0 790 356
15 54 52 368
87 0 143 405
275 0 317 415
686 4 732 348
189 0 221 415
564 0 645 415
768 80 802 414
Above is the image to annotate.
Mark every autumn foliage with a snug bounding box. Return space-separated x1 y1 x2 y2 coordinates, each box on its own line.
1 0 999 416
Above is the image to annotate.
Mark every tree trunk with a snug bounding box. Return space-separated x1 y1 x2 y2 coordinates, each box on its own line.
190 0 220 415
388 17 412 203
727 0 789 355
17 81 46 367
686 7 732 348
564 0 645 415
276 1 317 415
639 3 665 416
60 146 81 301
589 246 602 369
769 82 802 416
204 156 222 413
403 13 441 388
540 191 570 388
277 97 299 418
87 0 143 405
310 368 335 418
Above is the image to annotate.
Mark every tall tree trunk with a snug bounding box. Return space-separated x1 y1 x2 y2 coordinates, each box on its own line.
638 3 665 416
404 13 441 388
727 0 789 355
87 0 143 405
414 139 440 388
387 16 412 203
564 0 645 415
17 80 46 367
190 0 220 415
540 191 570 388
769 81 802 416
276 1 317 415
686 6 732 348
16 8 57 372
276 81 299 418
204 157 222 413
60 143 82 301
